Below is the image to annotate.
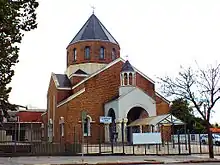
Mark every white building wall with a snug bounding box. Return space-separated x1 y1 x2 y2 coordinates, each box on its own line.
118 88 156 119
66 63 106 77
119 86 135 96
104 100 119 119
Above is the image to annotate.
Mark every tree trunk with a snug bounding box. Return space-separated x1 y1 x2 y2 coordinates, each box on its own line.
207 123 214 158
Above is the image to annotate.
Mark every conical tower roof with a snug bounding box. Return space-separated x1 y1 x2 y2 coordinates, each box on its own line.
121 60 134 72
69 14 118 45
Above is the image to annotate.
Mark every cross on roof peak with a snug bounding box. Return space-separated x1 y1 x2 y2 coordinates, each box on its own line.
125 55 129 60
91 5 95 14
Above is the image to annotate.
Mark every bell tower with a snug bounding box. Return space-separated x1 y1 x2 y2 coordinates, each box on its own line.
119 60 136 96
65 14 120 78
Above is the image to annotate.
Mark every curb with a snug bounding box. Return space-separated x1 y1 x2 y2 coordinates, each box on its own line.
24 159 220 165
95 161 164 164
168 159 220 164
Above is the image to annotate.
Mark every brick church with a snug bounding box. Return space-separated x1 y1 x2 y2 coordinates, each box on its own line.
43 13 170 144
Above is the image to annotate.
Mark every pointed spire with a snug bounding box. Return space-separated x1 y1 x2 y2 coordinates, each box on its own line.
121 60 134 72
69 14 118 45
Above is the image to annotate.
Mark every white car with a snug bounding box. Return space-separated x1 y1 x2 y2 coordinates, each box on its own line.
200 134 220 145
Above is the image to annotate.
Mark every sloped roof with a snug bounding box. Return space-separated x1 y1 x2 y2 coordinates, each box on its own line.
127 114 185 127
69 14 118 45
54 74 72 88
121 60 134 72
72 57 155 91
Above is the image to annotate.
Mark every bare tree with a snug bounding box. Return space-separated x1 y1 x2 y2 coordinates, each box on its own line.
159 63 220 158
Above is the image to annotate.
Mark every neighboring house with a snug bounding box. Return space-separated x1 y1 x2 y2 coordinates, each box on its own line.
45 13 170 144
0 107 45 142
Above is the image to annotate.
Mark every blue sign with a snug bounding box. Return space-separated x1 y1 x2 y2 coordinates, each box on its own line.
100 116 112 124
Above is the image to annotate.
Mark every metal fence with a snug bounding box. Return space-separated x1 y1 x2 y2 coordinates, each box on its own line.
0 124 220 156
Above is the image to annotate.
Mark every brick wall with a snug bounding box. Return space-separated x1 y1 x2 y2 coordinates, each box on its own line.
156 95 170 115
57 89 72 103
66 41 120 67
47 77 56 121
136 73 155 100
56 61 124 143
70 76 86 86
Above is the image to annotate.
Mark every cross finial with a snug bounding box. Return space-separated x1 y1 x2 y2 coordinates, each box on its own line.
125 55 129 60
91 5 95 14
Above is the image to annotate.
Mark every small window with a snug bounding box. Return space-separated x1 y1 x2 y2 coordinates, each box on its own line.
100 47 105 59
112 48 116 60
73 48 77 61
84 116 91 136
84 46 90 60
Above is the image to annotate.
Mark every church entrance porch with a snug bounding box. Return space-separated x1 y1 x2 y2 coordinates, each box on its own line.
126 106 149 143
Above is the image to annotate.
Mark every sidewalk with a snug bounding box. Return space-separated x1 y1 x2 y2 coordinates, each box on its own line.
1 154 220 165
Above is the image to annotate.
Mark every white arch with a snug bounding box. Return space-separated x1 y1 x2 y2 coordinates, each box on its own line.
86 114 92 121
125 103 149 118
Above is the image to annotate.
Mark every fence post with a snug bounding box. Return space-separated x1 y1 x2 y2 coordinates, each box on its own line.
177 131 181 155
187 130 191 155
99 126 101 155
14 121 17 154
199 134 202 154
145 144 147 155
133 144 135 155
172 124 175 148
87 127 89 154
167 139 169 155
184 126 187 150
156 144 158 155
73 126 76 154
111 125 114 154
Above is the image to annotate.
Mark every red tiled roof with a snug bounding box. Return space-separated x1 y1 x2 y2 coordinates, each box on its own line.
17 111 43 122
210 127 220 133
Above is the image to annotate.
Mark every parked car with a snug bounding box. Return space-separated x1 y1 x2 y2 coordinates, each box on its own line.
200 134 220 145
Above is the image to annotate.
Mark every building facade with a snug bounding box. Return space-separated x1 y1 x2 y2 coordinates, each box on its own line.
44 14 170 144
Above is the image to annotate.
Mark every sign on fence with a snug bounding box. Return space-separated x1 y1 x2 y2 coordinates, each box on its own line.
100 116 112 124
133 133 162 144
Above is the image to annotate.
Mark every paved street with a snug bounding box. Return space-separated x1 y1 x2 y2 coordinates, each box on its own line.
0 154 220 165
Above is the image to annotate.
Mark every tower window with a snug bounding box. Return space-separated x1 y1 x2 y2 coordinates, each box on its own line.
84 46 90 60
73 48 77 61
100 47 105 59
112 48 116 60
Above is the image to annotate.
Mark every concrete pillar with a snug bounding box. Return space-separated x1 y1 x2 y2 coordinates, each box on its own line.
116 119 122 142
123 118 128 142
104 123 110 142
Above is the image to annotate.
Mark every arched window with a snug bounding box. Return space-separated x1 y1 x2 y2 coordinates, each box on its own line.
73 48 77 61
59 117 65 137
84 116 91 136
84 46 90 60
124 73 128 85
112 48 116 60
129 73 133 85
100 47 105 59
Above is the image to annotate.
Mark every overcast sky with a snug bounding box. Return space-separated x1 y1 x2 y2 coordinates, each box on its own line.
9 0 220 123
